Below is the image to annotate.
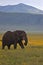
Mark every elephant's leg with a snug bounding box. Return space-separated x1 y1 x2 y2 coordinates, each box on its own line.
2 45 5 49
14 43 17 49
8 45 10 49
24 38 28 46
2 43 5 49
19 42 24 49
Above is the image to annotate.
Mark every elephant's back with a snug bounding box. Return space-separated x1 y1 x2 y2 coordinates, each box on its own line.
2 31 13 42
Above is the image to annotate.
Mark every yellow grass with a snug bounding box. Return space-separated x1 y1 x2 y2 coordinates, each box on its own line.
28 33 43 46
0 33 43 46
0 34 3 46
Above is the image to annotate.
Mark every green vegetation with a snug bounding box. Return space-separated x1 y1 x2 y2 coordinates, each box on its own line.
0 45 43 65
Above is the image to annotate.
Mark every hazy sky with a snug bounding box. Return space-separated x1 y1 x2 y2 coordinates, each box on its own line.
0 0 43 10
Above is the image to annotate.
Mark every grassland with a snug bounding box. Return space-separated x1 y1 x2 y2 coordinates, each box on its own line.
0 33 43 65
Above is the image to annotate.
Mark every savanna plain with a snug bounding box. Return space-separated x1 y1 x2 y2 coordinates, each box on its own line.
0 33 43 65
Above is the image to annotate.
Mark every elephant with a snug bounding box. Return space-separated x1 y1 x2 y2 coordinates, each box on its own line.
2 30 28 49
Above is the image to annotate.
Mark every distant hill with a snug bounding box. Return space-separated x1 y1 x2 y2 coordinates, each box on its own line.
0 12 43 33
0 3 43 32
0 3 43 14
0 12 43 25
